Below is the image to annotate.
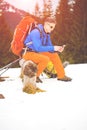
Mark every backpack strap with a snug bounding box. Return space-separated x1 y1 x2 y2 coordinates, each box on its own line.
28 23 33 34
34 25 48 44
24 24 44 53
29 23 43 39
34 26 43 39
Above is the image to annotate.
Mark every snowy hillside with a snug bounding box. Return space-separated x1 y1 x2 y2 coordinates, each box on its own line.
0 0 26 31
0 64 87 130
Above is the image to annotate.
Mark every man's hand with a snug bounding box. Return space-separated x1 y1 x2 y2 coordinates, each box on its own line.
54 45 66 52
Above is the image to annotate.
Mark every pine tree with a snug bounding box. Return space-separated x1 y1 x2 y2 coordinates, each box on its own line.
34 2 41 17
41 0 53 19
54 0 87 63
0 13 15 67
66 0 87 63
53 0 74 63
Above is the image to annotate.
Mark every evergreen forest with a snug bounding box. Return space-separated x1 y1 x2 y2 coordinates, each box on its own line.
0 0 87 68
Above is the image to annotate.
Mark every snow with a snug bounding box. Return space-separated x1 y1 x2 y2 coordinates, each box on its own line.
0 63 87 130
8 6 16 13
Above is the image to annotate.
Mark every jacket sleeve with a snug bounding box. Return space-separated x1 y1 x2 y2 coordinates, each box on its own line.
25 29 54 52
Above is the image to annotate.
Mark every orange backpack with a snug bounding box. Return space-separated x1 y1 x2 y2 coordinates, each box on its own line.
11 16 35 56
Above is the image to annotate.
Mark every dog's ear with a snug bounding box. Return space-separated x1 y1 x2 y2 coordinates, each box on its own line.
23 62 37 77
28 62 37 73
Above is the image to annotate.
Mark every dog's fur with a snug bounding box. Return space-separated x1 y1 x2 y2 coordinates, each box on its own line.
19 59 45 94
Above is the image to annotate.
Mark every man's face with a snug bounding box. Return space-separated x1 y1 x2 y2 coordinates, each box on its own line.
44 22 56 34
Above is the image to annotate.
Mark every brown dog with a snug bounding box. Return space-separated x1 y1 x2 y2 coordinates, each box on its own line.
19 59 45 94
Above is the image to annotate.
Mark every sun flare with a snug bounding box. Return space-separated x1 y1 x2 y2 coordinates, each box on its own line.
5 0 42 12
5 0 59 13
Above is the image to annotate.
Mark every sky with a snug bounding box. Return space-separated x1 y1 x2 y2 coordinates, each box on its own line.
0 63 87 130
5 0 60 13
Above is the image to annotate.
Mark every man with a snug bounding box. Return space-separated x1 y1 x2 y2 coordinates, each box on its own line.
23 17 72 82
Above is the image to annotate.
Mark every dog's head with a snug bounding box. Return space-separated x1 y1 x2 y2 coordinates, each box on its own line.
23 61 37 78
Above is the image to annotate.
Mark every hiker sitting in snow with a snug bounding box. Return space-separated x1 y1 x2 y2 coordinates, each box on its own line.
23 17 72 83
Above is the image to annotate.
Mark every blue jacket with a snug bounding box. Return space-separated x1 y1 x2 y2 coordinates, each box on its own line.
24 24 54 52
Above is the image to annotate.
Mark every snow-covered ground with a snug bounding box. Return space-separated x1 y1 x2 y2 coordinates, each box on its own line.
0 63 87 130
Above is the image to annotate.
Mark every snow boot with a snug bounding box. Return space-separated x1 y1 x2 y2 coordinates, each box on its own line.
58 75 72 82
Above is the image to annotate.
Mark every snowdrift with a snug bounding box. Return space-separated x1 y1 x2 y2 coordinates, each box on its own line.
0 64 87 130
